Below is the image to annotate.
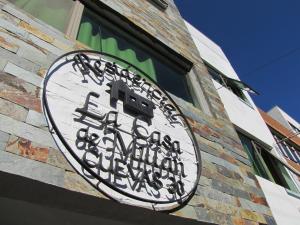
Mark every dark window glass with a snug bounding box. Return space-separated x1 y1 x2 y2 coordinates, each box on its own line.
238 132 299 192
229 85 248 102
260 150 297 191
293 150 300 163
289 147 300 163
154 59 193 102
282 142 297 162
207 66 224 85
238 132 270 179
289 122 300 134
206 64 249 103
277 141 289 158
274 135 300 163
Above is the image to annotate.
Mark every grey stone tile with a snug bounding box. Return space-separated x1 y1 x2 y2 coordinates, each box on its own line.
202 151 241 173
4 62 43 87
26 110 48 130
194 207 212 223
27 34 64 56
0 17 28 38
2 4 34 24
172 205 198 220
196 185 237 206
244 184 265 198
212 179 251 200
0 28 48 66
0 130 9 142
0 58 7 71
0 47 39 73
227 150 252 166
0 9 21 25
243 176 257 187
0 31 19 53
0 130 9 151
48 148 74 172
0 113 56 148
264 215 277 225
239 198 271 215
0 151 64 187
0 1 5 9
46 52 59 67
212 179 235 197
2 4 73 45
198 176 212 187
17 43 48 66
0 98 28 121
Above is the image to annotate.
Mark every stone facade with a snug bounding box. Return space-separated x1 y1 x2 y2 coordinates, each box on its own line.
0 0 276 224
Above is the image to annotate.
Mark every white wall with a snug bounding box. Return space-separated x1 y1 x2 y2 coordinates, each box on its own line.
268 106 300 131
213 81 275 146
257 176 300 225
185 21 275 147
185 21 239 80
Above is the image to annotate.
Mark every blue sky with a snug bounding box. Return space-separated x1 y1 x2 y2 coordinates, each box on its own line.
174 0 300 122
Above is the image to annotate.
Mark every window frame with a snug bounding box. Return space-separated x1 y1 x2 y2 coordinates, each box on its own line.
205 62 252 106
274 133 300 164
237 131 299 192
289 122 300 134
186 68 213 116
274 135 290 158
76 5 195 103
291 147 300 163
65 1 84 38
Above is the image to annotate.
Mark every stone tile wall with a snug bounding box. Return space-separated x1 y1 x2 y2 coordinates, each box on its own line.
0 0 276 224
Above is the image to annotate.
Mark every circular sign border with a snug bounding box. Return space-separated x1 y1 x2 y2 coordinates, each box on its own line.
42 50 202 212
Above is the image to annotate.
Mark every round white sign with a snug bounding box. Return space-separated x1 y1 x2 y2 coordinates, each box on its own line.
42 51 201 211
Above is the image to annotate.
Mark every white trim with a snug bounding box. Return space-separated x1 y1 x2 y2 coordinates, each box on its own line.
65 1 84 39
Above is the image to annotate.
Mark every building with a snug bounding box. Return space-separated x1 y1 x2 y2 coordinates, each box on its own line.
186 21 300 225
258 107 300 225
0 0 280 224
260 107 300 184
268 106 300 135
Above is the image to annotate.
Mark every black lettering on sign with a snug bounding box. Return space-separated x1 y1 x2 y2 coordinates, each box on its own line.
71 53 184 127
69 61 192 203
74 92 106 129
75 127 100 154
108 80 155 119
73 53 104 84
114 158 128 178
167 177 185 196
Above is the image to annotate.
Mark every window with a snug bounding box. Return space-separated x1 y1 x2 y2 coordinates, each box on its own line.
76 7 194 103
293 148 300 162
206 63 258 105
274 135 289 158
238 132 272 180
282 142 297 162
150 0 168 10
8 0 200 105
289 122 300 134
238 131 299 192
207 66 224 85
291 147 300 163
274 134 300 164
